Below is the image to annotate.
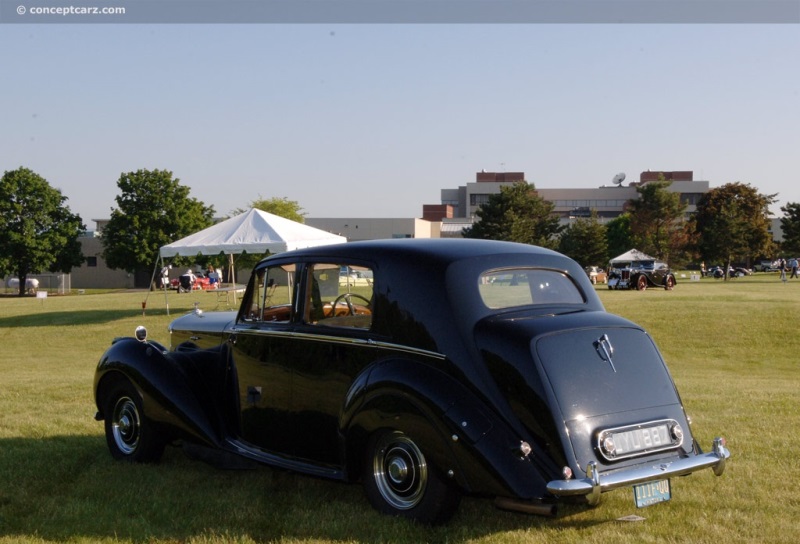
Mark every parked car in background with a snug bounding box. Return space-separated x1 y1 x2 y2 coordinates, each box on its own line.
754 260 780 272
707 265 752 279
339 265 373 286
94 239 728 524
706 265 728 279
170 272 218 292
584 266 608 284
608 259 676 291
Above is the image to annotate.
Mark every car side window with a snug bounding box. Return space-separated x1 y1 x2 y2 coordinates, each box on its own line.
244 264 296 323
305 263 373 329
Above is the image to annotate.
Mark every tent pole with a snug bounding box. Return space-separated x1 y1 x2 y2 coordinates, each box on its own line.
143 257 162 316
161 255 170 316
229 253 237 303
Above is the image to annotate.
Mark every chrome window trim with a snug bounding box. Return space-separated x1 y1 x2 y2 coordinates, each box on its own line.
230 327 446 360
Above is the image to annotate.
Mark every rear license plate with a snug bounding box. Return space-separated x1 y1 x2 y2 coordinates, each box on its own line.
633 479 671 508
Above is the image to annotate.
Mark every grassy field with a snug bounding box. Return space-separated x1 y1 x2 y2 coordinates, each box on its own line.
1 274 798 543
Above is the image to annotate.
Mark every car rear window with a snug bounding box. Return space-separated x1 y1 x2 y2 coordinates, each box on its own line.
478 268 585 309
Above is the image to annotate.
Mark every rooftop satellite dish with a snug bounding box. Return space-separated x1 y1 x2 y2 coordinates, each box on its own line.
612 172 626 186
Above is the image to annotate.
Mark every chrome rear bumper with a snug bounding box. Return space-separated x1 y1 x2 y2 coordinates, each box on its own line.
546 437 730 506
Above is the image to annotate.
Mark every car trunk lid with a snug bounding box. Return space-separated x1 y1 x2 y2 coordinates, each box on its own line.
534 327 678 421
533 325 689 471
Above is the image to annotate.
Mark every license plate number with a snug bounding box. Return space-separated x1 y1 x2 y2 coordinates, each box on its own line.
633 479 671 508
614 424 671 455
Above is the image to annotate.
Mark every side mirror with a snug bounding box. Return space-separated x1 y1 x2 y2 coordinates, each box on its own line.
135 326 148 342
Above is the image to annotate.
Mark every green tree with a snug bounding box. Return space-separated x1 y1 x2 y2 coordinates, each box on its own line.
233 196 306 223
605 213 634 261
779 202 800 256
692 182 775 281
102 169 215 286
462 182 562 248
626 178 687 262
558 211 608 267
0 167 85 296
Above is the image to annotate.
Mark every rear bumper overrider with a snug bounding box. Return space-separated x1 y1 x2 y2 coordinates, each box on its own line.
546 437 730 506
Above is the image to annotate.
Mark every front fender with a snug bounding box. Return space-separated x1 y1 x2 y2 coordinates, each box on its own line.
342 358 552 500
94 338 225 448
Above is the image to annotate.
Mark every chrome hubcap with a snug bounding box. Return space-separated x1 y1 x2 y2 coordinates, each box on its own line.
372 433 427 510
387 457 409 484
111 396 140 455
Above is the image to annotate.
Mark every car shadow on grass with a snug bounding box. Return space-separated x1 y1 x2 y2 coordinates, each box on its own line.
0 436 612 543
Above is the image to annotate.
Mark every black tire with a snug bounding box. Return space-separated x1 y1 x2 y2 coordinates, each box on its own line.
363 430 460 524
636 275 648 291
103 380 165 463
665 276 675 290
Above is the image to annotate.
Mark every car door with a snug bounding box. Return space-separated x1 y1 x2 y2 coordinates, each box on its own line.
230 263 298 454
284 262 376 466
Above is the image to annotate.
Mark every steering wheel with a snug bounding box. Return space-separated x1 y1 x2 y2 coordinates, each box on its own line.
331 293 371 316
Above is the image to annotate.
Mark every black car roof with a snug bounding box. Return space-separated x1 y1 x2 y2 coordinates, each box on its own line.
256 238 604 348
264 238 565 266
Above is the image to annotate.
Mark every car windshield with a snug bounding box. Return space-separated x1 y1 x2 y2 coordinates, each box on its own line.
478 268 585 309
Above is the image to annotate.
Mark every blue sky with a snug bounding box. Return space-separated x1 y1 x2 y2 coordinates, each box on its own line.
1 24 798 226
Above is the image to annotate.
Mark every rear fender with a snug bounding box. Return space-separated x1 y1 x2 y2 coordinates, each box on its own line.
94 337 228 448
342 358 550 499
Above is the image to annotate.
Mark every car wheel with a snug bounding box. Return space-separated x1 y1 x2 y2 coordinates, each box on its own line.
363 430 460 524
103 380 165 463
665 276 675 290
636 275 648 291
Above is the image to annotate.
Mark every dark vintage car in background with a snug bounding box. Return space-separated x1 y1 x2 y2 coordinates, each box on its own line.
706 265 752 279
608 259 677 291
94 239 728 524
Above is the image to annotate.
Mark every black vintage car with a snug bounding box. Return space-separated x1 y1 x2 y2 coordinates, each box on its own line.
608 259 677 291
94 239 728 523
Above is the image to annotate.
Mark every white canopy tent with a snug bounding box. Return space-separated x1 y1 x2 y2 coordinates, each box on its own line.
159 208 347 258
609 249 655 265
151 209 347 313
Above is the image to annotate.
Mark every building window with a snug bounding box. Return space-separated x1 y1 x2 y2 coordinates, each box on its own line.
681 193 703 206
470 194 491 206
86 257 98 267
